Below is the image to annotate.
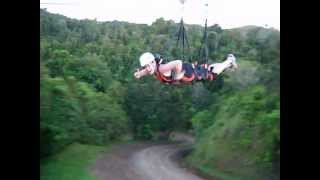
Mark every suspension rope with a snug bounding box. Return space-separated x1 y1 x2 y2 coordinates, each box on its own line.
198 1 209 65
176 0 190 61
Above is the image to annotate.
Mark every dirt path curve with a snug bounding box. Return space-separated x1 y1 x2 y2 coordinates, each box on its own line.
131 144 203 180
91 140 205 180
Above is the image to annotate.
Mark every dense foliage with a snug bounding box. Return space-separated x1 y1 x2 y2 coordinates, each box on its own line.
40 9 279 178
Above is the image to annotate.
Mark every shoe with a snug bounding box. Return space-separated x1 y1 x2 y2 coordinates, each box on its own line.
227 54 238 69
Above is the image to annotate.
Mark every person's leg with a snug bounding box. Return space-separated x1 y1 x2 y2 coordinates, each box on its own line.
209 61 230 75
208 55 238 75
208 59 238 75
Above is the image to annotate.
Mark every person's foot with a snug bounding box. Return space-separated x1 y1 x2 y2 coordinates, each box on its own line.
227 54 238 69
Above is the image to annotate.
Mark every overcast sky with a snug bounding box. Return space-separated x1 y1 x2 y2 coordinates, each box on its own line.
40 0 280 30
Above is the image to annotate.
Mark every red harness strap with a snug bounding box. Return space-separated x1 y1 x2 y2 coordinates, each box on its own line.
207 72 217 80
181 73 195 82
155 63 175 83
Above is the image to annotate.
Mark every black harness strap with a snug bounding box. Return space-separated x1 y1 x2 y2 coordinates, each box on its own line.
176 18 190 61
198 18 209 65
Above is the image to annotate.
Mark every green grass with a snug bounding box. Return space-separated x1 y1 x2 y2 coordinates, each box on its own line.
40 143 109 180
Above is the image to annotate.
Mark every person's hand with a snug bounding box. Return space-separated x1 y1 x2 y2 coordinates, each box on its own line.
134 69 141 79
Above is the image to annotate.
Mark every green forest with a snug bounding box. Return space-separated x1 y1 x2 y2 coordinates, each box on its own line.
40 8 279 179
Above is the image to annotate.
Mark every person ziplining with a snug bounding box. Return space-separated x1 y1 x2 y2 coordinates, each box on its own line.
133 52 238 85
133 0 238 85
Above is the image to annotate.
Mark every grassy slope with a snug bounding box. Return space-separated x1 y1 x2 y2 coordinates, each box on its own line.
186 85 279 180
40 143 108 180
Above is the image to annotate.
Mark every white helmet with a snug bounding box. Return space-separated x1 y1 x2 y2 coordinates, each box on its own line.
139 52 155 67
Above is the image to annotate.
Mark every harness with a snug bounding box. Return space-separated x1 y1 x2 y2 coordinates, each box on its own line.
155 63 176 84
154 62 217 84
193 63 217 81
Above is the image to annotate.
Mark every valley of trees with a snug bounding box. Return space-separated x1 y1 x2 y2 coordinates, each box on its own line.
40 8 279 179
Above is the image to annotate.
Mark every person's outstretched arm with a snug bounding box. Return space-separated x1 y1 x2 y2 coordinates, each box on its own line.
134 68 150 79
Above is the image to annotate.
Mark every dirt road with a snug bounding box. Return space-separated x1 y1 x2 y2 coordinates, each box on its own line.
91 141 205 180
132 144 203 180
